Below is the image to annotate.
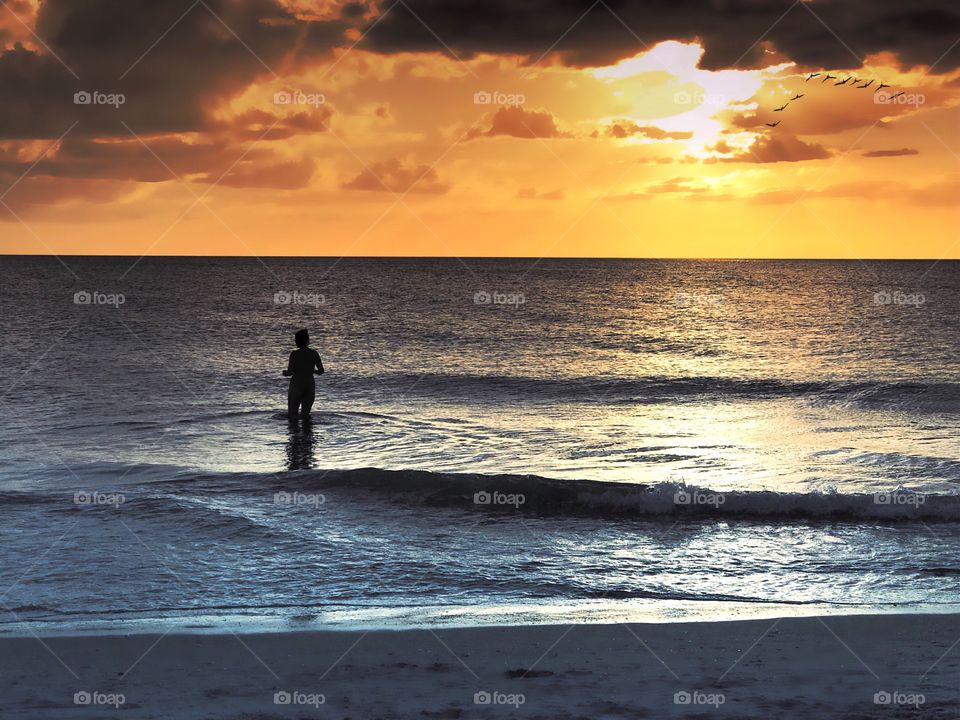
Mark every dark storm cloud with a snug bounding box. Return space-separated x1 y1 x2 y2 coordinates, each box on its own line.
0 0 350 139
0 134 317 189
862 148 919 157
359 0 960 72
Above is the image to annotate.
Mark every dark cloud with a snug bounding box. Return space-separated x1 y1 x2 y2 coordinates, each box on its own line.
0 133 317 191
341 158 450 194
227 107 333 141
723 132 832 162
0 1 344 206
196 157 315 189
0 0 350 139
467 106 567 139
862 148 919 157
358 0 960 72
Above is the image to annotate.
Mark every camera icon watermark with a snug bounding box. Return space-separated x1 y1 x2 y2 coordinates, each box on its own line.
73 290 125 308
73 90 125 108
873 690 924 708
674 690 725 708
473 90 525 106
274 89 326 107
274 290 325 308
874 491 925 507
473 490 525 508
473 290 526 306
273 690 325 708
273 90 326 107
74 691 125 708
874 91 925 107
274 491 325 508
474 690 525 708
873 289 925 307
74 491 125 507
673 91 726 107
674 490 725 508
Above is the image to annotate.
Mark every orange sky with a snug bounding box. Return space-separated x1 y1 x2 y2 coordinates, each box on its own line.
0 0 958 258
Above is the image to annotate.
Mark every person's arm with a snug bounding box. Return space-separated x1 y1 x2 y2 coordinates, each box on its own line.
314 350 324 375
282 351 294 376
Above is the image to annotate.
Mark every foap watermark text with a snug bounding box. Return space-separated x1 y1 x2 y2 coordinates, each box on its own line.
274 290 325 307
474 490 525 508
474 290 525 307
74 290 125 308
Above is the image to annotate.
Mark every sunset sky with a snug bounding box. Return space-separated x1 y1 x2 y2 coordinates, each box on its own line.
0 0 958 258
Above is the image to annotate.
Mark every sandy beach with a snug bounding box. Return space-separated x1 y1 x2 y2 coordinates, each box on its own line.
2 613 957 718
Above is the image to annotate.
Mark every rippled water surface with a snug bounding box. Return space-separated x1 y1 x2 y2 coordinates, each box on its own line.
0 257 958 630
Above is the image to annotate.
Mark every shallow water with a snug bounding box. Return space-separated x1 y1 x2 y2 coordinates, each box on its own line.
0 257 958 631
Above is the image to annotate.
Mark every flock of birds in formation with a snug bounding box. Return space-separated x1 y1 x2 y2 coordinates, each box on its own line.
764 71 904 127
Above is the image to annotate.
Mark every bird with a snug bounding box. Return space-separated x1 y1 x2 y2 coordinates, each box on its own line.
774 103 788 112
766 121 780 127
822 74 836 83
888 91 905 100
790 93 804 101
806 72 821 81
876 82 890 91
835 77 851 86
858 79 874 89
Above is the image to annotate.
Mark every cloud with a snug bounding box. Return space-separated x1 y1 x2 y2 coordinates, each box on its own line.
226 107 333 141
645 177 707 194
603 176 709 201
0 173 134 216
196 156 315 189
0 2 345 206
723 132 831 163
341 157 450 193
467 106 567 139
517 187 564 200
0 0 350 139
606 121 692 140
358 0 960 72
748 177 960 206
0 132 319 211
750 180 898 204
862 148 919 157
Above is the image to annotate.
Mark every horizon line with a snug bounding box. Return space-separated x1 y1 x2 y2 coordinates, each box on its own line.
2 253 956 262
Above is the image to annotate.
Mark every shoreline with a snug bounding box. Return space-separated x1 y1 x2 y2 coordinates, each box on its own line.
3 613 959 718
5 600 960 639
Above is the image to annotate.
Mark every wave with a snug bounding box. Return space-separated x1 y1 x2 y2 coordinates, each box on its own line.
275 468 960 521
7 463 958 522
348 373 960 411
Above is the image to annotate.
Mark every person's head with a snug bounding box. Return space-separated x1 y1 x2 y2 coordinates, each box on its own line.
295 328 310 348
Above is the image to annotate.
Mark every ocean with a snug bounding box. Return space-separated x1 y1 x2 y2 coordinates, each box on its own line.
1 256 958 633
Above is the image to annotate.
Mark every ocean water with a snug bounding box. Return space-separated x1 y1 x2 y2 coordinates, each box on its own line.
1 256 959 632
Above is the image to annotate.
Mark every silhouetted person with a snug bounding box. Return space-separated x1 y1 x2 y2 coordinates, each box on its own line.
283 328 324 419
